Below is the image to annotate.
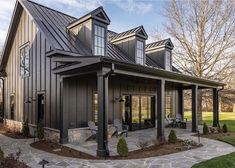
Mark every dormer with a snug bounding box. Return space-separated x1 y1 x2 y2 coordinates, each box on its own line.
110 26 148 65
145 39 174 70
67 7 110 56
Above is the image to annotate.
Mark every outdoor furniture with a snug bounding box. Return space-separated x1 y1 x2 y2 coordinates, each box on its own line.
114 119 129 137
87 121 98 140
175 114 187 129
164 117 174 127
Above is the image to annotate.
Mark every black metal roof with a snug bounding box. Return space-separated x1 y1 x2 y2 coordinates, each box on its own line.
146 38 174 49
1 0 177 72
110 26 148 41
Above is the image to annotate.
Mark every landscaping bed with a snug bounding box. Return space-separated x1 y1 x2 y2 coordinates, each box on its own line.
30 139 202 160
0 123 32 139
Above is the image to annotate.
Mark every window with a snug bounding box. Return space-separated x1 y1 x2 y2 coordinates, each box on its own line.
165 51 171 71
136 40 144 65
10 95 15 120
94 25 105 56
93 93 98 123
20 45 30 76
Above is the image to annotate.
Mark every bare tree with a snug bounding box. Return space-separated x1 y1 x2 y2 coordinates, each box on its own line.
154 0 235 123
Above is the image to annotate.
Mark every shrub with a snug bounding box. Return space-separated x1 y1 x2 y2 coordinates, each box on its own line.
137 139 149 150
223 124 228 133
22 119 30 137
117 137 128 157
168 130 177 144
203 123 209 135
0 147 4 160
37 122 44 141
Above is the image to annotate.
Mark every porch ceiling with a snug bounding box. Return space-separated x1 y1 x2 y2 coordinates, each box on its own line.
51 55 225 88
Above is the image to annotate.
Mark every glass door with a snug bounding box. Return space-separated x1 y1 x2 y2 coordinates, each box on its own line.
131 96 141 130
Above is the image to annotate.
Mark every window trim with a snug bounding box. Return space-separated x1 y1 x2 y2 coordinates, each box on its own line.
136 40 145 65
19 42 30 77
94 24 106 56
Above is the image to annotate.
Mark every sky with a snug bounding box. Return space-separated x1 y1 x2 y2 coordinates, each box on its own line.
0 0 167 49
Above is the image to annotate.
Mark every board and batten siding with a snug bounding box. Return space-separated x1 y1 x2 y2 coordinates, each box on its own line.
63 75 179 128
4 9 61 129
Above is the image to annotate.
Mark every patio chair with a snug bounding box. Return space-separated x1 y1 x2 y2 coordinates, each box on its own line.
114 119 129 137
164 116 174 127
175 114 187 129
87 121 98 141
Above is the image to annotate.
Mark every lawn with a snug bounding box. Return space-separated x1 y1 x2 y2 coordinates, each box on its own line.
192 152 235 168
184 111 235 132
190 112 235 168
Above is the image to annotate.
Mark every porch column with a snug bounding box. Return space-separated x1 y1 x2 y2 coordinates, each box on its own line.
97 70 109 157
192 85 198 132
213 88 219 127
60 77 69 143
157 79 165 139
178 88 184 116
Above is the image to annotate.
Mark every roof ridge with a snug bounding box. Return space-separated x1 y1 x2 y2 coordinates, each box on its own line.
146 38 171 47
26 0 76 19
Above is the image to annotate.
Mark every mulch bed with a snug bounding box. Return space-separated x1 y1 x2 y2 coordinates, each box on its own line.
197 132 235 139
2 158 30 168
0 123 33 139
31 140 202 160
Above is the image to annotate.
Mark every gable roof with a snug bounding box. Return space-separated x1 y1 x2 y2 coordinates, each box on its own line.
67 6 110 29
0 0 178 73
146 38 174 50
110 26 148 42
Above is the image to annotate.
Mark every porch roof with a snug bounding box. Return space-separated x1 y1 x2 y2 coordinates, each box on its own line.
52 55 225 88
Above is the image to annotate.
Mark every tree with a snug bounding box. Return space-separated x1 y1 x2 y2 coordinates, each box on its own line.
154 0 235 123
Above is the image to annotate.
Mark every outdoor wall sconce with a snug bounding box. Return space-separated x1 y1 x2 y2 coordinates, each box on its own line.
114 96 124 103
25 97 36 104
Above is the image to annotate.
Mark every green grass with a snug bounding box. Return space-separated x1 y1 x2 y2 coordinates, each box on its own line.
184 111 235 132
217 136 235 146
192 152 235 168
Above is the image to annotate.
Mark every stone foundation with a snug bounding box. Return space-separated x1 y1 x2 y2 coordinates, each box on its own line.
4 119 22 132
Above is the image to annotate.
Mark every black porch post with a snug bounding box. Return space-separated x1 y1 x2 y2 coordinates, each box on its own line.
97 70 109 157
60 77 68 144
192 85 198 132
213 88 219 127
178 88 184 116
157 79 165 139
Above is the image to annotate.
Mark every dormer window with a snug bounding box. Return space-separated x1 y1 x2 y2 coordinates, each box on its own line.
136 40 144 65
165 50 171 71
94 25 105 56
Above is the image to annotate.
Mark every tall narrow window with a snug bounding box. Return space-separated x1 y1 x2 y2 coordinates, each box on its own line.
94 25 105 56
93 93 98 123
10 95 15 120
20 44 30 76
136 40 144 65
165 51 171 71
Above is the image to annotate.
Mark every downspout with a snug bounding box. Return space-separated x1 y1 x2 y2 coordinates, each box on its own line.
0 77 4 123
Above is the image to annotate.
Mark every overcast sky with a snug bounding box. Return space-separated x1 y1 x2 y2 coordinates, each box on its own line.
0 0 166 49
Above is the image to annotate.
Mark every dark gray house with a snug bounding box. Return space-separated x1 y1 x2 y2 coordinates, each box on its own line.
0 0 224 156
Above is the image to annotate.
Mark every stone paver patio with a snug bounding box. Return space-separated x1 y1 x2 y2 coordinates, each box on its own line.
0 127 235 168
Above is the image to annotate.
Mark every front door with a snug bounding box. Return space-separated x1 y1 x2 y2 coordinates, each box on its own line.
122 95 155 130
37 94 45 123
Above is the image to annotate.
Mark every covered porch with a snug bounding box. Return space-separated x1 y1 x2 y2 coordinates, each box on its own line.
51 55 224 157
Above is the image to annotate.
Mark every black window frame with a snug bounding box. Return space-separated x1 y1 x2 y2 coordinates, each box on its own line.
20 43 30 77
94 24 105 56
136 40 144 65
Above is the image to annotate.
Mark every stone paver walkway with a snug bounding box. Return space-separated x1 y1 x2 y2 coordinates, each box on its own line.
0 132 235 168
